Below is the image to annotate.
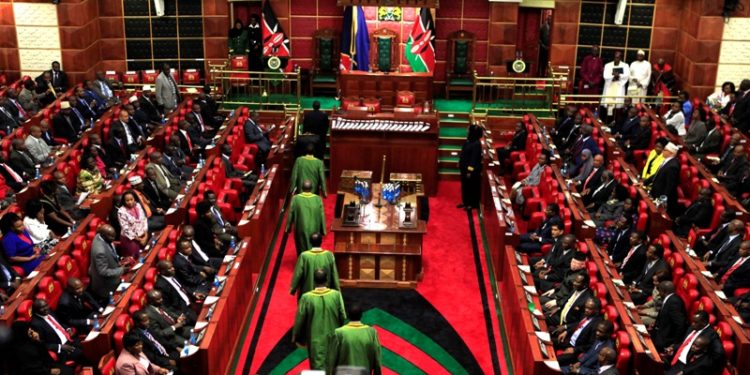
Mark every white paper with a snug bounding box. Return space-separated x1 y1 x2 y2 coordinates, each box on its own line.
131 263 143 271
623 301 636 309
26 271 39 280
572 192 581 198
517 265 531 273
84 330 100 342
76 192 90 206
733 316 744 324
584 219 596 227
179 344 199 357
116 282 131 292
101 306 115 316
166 207 177 215
716 291 728 300
612 278 625 287
532 308 544 317
193 321 208 331
203 296 219 305
535 331 551 343
544 361 561 371
238 219 250 226
701 270 714 278
524 285 538 295
634 324 648 335
223 255 236 264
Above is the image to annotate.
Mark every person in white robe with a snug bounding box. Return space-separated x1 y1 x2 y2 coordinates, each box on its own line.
602 51 630 117
628 50 651 103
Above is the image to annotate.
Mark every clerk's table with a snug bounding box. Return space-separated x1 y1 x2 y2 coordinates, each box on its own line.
331 177 425 288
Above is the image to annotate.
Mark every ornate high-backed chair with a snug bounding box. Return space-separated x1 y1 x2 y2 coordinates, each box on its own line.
310 28 339 95
370 28 399 73
446 30 475 99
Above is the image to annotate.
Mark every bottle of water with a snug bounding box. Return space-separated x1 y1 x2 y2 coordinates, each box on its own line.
113 169 119 180
593 107 599 119
108 291 115 306
229 237 236 251
139 255 145 264
198 155 205 168
90 118 95 129
189 331 197 345
213 276 221 288
182 340 190 356
92 314 100 331
150 237 157 248
260 164 266 176
0 305 5 316
35 166 41 180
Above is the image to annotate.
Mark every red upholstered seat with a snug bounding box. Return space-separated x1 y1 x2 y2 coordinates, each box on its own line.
182 69 201 85
113 314 133 353
396 91 415 107
37 277 63 310
98 351 116 375
122 71 140 85
142 70 159 84
17 299 34 322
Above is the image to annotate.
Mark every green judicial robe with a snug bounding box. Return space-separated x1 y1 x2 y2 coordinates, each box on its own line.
290 155 327 196
286 192 326 254
290 248 340 296
292 287 346 370
326 322 382 375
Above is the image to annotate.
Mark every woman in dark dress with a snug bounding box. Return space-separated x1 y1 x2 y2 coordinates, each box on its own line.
39 180 75 236
458 124 484 210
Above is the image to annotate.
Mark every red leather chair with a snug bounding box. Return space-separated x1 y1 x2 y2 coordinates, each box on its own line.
128 289 147 315
16 299 34 322
144 268 158 291
122 71 140 85
98 351 116 375
614 331 632 375
182 69 201 85
112 314 133 353
715 321 735 360
37 277 63 310
142 70 159 84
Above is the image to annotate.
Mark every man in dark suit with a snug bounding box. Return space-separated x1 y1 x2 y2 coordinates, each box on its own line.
665 335 717 375
730 79 750 132
52 171 88 219
596 347 620 375
139 86 163 123
0 96 19 135
49 61 69 93
176 119 209 155
651 281 688 352
674 189 714 237
88 225 126 303
623 116 652 159
88 133 115 171
496 121 528 170
195 90 221 124
717 240 750 297
693 209 735 256
708 133 742 174
716 145 747 196
535 233 577 289
145 289 193 348
9 139 37 180
607 216 633 263
142 169 172 211
193 201 226 258
562 320 615 374
703 219 744 274
531 223 565 277
553 107 576 147
56 277 101 335
52 101 83 144
302 101 329 160
180 226 223 270
132 309 178 370
548 273 592 330
554 298 604 366
519 204 563 254
110 110 142 152
39 119 58 147
162 144 193 180
105 127 130 170
220 144 257 192
173 239 213 294
692 121 722 158
666 311 724 372
30 299 84 362
458 124 483 210
629 243 670 305
540 252 588 308
645 142 680 216
569 125 601 167
74 87 98 121
34 71 57 107
243 111 271 164
190 102 216 135
154 260 202 323
616 231 648 284
204 190 238 243
616 106 640 140
583 170 615 211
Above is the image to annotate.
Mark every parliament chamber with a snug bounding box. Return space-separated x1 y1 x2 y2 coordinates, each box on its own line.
2 1 750 375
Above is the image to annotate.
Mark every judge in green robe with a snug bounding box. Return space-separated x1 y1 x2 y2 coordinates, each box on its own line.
286 180 327 254
290 233 339 297
292 269 346 370
327 304 382 375
290 143 327 197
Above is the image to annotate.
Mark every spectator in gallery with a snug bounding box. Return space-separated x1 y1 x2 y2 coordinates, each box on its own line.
228 20 249 56
684 106 707 149
707 81 735 110
247 14 263 71
117 190 150 259
155 63 180 112
627 50 651 103
48 61 69 93
664 101 686 136
578 46 604 97
601 51 630 120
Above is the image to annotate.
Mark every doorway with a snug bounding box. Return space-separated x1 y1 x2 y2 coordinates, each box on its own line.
516 8 553 77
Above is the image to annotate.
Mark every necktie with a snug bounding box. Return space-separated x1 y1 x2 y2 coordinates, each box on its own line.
181 130 193 149
46 315 71 342
621 246 638 268
672 330 699 365
716 237 734 257
721 257 747 284
212 206 224 227
141 329 168 356
2 164 23 182
561 291 581 324
157 307 175 325
11 100 26 118
583 168 598 190
72 108 85 127
53 72 58 86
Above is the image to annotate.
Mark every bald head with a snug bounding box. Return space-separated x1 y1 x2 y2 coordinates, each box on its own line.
730 219 744 233
598 346 617 365
313 268 327 285
97 224 116 241
302 180 313 192
658 280 675 295
146 289 162 304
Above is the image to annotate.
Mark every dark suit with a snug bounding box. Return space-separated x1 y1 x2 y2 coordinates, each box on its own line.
539 248 576 286
30 314 83 361
41 131 57 146
56 290 101 333
144 304 191 348
556 315 603 366
674 197 713 237
718 155 747 195
718 257 750 297
302 109 329 159
608 227 633 263
76 98 97 121
106 137 130 168
571 136 601 165
110 120 140 152
630 258 669 304
570 339 615 374
172 253 209 293
583 179 615 210
52 113 82 143
652 294 688 351
669 328 725 373
666 350 716 375
459 139 482 208
56 184 86 219
154 276 197 323
243 118 271 155
193 217 224 258
618 116 639 138
142 178 171 210
707 234 742 273
9 149 36 179
139 96 162 123
519 215 563 253
694 127 722 156
619 244 647 284
550 289 593 328
694 222 730 257
49 70 69 92
647 157 680 215
221 155 256 191
732 90 750 132
134 328 177 369
497 129 528 167
0 257 19 293
628 125 652 151
0 162 25 192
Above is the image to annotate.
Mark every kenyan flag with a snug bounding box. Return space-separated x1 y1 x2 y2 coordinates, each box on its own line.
405 8 436 73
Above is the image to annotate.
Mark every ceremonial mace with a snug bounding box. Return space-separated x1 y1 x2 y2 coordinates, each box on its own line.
374 154 386 208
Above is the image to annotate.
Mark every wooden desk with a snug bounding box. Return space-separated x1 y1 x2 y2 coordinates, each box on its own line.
339 71 433 107
329 113 439 196
331 184 425 288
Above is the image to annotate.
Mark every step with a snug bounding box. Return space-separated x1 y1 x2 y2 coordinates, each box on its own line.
434 99 473 114
439 156 460 163
439 116 470 124
438 144 462 151
438 167 461 175
439 127 467 139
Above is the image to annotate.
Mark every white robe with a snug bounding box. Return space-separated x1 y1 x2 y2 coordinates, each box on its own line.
628 60 651 102
602 61 630 114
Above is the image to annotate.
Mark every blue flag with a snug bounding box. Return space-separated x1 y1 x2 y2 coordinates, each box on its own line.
340 6 370 72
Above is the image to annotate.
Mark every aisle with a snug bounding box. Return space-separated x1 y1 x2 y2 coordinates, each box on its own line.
231 182 509 374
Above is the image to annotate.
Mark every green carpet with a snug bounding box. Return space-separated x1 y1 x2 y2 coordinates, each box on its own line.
440 127 468 139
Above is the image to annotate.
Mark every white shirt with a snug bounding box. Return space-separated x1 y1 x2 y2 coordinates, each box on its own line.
119 120 135 144
162 275 191 305
678 325 709 364
665 110 686 136
43 314 69 345
598 365 614 374
192 240 209 262
570 316 594 346
629 60 652 89
99 80 113 98
23 216 51 244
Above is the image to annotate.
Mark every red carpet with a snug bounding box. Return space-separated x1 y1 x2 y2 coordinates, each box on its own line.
232 181 508 374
